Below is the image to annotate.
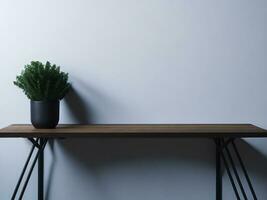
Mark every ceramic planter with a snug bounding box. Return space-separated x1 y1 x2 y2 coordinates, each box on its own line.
31 100 59 129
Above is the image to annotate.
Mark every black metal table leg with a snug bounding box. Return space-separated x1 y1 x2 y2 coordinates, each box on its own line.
11 138 47 200
19 139 47 200
232 141 258 200
214 138 258 200
224 143 248 200
38 138 45 200
215 138 222 200
11 137 258 200
12 139 39 200
220 148 241 200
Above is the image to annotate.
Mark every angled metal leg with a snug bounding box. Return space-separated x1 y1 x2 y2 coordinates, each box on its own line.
215 138 240 200
38 138 45 200
12 138 47 200
224 142 248 200
11 139 39 200
220 147 241 200
231 141 258 200
18 139 47 200
215 138 222 200
215 138 258 200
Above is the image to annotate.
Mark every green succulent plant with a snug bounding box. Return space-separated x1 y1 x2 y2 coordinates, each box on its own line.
14 61 71 101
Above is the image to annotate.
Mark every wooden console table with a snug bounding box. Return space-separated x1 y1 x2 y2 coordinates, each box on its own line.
1 124 267 200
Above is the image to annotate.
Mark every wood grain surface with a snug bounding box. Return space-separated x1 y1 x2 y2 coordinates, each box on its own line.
0 124 266 138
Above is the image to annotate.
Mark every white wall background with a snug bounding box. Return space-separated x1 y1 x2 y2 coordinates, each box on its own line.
0 0 267 199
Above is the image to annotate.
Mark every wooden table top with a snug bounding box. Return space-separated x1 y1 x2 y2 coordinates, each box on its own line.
0 124 266 138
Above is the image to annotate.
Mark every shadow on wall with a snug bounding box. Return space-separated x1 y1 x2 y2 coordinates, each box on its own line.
64 86 92 124
45 140 55 200
58 138 215 200
50 84 267 199
48 138 267 200
62 78 128 124
60 138 214 168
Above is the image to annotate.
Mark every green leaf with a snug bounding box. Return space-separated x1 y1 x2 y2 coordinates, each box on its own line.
14 61 71 101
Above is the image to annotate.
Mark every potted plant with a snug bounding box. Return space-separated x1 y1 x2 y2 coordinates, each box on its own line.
14 61 71 129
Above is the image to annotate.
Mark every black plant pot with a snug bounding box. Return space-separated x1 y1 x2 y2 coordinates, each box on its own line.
31 100 59 129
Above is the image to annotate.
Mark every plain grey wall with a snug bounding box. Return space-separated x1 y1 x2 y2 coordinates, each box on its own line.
0 0 267 199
